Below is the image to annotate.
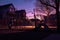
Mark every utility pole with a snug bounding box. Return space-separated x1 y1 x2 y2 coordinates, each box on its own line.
33 9 39 31
33 9 37 28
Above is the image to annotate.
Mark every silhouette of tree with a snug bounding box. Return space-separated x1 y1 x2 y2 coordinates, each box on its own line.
35 0 60 32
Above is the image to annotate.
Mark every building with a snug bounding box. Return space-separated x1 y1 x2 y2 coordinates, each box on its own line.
15 10 26 19
0 4 15 26
47 14 57 26
15 10 31 26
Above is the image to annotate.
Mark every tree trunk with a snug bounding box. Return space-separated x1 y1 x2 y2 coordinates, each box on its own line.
55 0 60 32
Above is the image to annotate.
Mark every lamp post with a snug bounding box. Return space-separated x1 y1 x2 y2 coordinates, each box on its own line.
33 9 39 31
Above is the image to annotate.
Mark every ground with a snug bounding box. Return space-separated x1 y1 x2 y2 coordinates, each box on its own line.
0 31 60 40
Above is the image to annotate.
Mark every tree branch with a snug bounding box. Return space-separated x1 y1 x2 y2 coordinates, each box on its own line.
39 0 56 9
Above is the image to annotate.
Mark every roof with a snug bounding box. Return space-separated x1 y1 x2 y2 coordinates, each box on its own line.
15 10 26 13
30 19 40 22
0 3 14 9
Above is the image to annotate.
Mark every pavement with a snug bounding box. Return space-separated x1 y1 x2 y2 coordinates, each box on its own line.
42 33 60 40
0 26 59 40
0 30 60 40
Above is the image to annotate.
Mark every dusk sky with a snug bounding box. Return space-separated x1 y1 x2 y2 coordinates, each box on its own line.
0 0 35 13
0 0 57 19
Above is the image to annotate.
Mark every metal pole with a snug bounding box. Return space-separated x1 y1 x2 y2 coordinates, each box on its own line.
33 9 37 29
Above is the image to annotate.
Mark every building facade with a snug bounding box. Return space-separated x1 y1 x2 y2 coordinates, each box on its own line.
0 4 15 26
15 10 31 26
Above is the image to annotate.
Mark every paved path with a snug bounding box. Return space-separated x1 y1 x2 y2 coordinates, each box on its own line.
42 33 60 40
0 31 59 40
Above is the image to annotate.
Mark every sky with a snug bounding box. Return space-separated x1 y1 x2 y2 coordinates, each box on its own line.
0 0 35 13
0 0 57 20
0 0 37 19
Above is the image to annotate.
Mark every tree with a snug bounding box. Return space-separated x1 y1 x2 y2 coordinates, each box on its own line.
35 0 60 32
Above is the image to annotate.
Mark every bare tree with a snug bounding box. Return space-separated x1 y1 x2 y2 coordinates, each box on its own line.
35 0 55 21
35 0 60 31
